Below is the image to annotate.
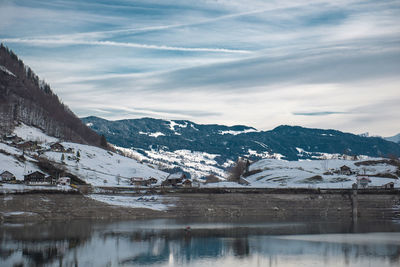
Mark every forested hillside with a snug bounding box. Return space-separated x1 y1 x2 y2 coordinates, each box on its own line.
0 44 101 146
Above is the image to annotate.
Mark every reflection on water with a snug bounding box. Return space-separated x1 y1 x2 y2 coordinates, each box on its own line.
1 218 400 267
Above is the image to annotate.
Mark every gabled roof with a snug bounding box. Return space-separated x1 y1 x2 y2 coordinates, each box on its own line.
1 170 14 176
25 171 45 178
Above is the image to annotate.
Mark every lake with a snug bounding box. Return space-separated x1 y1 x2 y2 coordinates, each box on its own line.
1 217 400 266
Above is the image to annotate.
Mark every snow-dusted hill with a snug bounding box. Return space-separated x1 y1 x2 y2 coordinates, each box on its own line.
0 124 168 187
244 158 399 188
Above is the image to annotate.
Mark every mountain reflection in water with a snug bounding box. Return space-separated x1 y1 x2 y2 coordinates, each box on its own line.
1 218 400 267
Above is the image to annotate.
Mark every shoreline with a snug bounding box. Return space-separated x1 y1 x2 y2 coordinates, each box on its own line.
1 190 399 223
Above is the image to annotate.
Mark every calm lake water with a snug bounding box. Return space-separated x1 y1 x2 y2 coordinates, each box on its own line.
1 218 400 267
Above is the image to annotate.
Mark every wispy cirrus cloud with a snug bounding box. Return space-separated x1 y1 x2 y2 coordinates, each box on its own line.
1 0 400 136
2 38 251 54
293 111 349 116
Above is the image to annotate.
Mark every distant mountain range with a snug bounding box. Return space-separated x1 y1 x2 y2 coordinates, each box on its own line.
82 116 400 178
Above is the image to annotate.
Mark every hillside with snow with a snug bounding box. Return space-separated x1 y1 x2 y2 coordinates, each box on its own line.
0 124 168 188
243 158 400 189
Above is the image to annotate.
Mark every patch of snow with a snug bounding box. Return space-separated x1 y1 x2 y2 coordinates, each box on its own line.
0 65 16 77
87 194 175 211
246 149 284 160
149 132 165 138
167 120 188 131
219 128 257 135
139 131 165 138
13 123 58 143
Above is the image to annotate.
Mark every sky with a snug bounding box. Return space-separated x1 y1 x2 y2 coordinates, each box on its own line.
0 0 399 136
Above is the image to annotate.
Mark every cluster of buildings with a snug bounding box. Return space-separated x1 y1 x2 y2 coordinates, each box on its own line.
336 165 395 189
2 132 73 154
130 172 193 188
0 170 71 186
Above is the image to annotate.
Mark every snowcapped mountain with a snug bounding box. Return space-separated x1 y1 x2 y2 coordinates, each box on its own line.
82 116 400 179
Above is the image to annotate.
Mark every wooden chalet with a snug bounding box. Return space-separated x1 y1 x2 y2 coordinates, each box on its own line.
164 172 186 186
182 179 192 188
24 171 54 185
340 165 352 175
0 171 16 182
17 141 38 151
50 142 65 152
131 177 146 186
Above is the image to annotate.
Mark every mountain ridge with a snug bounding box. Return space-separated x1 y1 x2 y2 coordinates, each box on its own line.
82 116 400 178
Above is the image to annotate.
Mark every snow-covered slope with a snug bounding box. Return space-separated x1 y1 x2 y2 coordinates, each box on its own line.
244 158 399 188
116 146 229 180
13 123 58 143
0 124 168 187
43 142 168 186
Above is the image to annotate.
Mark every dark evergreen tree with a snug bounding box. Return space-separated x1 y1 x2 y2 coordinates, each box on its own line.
100 135 107 148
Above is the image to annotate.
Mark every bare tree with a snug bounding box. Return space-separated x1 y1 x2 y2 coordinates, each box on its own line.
228 158 247 182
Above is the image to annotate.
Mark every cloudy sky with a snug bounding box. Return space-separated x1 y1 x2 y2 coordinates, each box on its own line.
1 0 399 136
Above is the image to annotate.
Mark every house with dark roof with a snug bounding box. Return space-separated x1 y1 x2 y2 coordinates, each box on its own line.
340 165 352 175
0 171 16 182
131 177 146 186
182 179 192 188
17 141 38 151
24 171 54 185
164 172 186 186
50 142 65 152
